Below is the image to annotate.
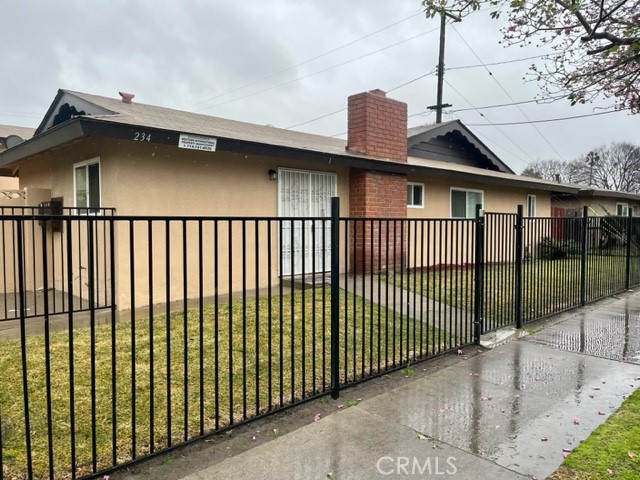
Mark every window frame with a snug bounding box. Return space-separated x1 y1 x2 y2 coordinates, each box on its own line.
450 187 484 219
406 182 425 208
73 157 101 214
617 202 629 217
527 194 536 217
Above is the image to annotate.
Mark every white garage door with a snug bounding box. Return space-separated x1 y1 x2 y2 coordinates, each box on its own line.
278 168 337 276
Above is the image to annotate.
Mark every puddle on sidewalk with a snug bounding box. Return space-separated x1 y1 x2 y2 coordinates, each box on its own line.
526 297 640 364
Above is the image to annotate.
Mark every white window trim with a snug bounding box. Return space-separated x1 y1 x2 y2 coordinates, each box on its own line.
617 202 629 216
73 157 101 214
450 187 484 218
407 182 424 208
527 194 536 217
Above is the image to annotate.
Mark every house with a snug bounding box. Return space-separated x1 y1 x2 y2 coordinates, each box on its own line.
0 125 34 202
552 188 640 218
0 88 625 312
0 124 34 154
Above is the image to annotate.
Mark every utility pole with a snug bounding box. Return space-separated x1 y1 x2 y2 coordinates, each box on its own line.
427 10 461 123
587 151 598 186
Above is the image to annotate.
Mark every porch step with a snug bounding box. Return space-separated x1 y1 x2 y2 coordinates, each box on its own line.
281 274 332 289
480 326 524 349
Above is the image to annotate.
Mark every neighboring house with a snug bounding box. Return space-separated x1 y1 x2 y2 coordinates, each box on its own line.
0 88 627 309
0 124 34 154
0 125 34 202
552 189 640 218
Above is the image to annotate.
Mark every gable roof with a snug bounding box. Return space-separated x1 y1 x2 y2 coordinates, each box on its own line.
0 89 582 195
0 125 36 175
33 90 353 158
408 120 514 174
0 125 35 140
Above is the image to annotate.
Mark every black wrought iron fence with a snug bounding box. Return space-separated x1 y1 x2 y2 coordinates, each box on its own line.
0 207 115 321
0 202 473 480
1 200 639 480
484 205 640 329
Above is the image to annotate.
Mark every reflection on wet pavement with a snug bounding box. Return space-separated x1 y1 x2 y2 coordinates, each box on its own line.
359 338 639 479
526 295 640 363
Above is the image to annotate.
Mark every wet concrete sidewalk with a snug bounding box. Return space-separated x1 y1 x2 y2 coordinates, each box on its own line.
118 293 640 480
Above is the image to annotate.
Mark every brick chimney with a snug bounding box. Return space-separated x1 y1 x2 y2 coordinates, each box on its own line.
347 89 408 274
347 89 407 162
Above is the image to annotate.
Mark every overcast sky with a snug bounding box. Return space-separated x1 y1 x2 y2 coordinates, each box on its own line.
2 0 639 173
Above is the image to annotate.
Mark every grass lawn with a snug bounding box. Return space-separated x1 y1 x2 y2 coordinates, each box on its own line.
387 253 632 329
0 288 453 479
548 387 640 479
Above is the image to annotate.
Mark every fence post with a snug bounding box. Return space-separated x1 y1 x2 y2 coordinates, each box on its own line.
514 205 524 329
580 205 589 305
473 204 485 345
625 209 632 290
16 219 34 477
330 197 340 399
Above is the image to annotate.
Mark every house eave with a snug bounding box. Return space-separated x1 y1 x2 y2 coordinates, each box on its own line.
0 120 85 168
0 117 579 196
577 188 640 202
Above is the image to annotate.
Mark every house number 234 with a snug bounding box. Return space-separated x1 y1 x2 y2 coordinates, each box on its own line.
133 131 151 142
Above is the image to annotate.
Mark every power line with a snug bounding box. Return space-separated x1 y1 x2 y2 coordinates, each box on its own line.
451 25 565 161
287 107 346 129
388 70 436 93
183 11 423 110
287 68 436 130
444 78 535 165
467 109 626 126
447 53 551 71
449 94 568 112
194 28 438 113
331 107 436 137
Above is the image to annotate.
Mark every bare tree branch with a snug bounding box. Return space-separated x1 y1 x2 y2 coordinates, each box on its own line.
422 0 640 113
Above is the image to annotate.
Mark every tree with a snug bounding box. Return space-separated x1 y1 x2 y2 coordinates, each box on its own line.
570 142 640 192
521 142 640 192
520 158 576 183
421 0 640 113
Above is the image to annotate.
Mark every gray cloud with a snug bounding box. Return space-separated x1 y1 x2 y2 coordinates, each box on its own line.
1 0 638 172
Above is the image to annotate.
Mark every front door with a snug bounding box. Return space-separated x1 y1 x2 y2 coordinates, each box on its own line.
278 168 336 276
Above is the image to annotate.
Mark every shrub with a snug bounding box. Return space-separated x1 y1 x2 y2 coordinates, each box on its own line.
539 237 566 260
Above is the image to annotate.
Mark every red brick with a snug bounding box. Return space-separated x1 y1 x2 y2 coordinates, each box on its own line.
346 90 407 162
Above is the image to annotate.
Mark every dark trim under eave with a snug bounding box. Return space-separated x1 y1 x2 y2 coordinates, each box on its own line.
0 120 85 166
0 116 579 195
577 188 640 202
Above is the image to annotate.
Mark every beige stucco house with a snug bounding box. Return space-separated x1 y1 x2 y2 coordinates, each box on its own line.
0 89 573 218
552 189 640 218
0 88 630 312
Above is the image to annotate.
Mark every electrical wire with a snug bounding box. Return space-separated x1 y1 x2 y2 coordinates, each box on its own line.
287 68 437 129
193 27 439 113
287 107 346 130
183 11 424 111
449 94 568 112
451 25 565 161
447 53 551 71
467 109 627 126
444 78 535 165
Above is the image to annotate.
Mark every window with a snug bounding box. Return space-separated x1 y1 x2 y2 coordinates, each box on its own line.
407 182 424 208
74 159 101 212
527 195 536 217
617 203 629 216
451 188 483 218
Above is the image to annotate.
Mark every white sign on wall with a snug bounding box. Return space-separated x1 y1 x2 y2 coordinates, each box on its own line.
178 133 218 152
